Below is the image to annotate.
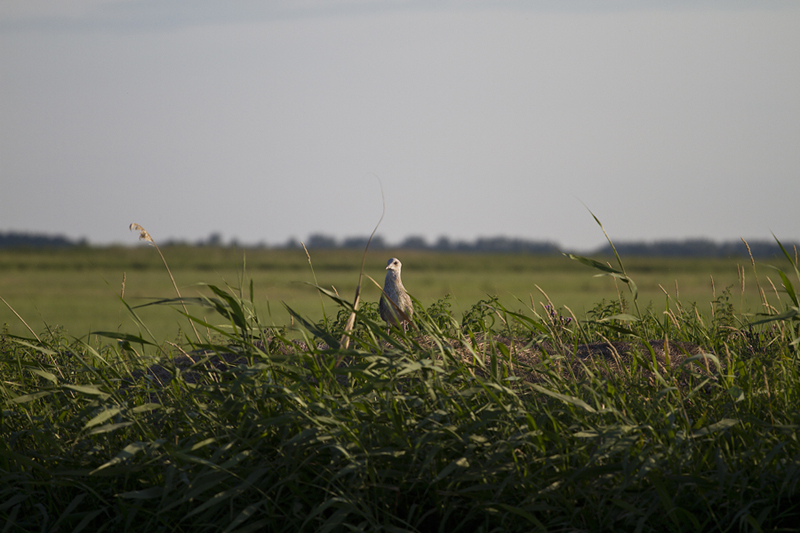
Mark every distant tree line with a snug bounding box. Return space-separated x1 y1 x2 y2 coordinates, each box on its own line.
291 234 560 254
0 231 85 248
2 230 797 259
286 234 799 258
593 238 799 259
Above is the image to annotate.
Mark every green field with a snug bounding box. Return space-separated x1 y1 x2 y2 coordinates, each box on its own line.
3 244 800 531
2 242 800 531
0 246 776 341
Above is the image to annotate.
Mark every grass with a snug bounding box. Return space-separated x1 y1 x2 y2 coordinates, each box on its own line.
1 229 799 531
0 246 769 341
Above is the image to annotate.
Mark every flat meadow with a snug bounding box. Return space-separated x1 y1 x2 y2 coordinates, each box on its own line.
2 242 799 532
0 246 770 340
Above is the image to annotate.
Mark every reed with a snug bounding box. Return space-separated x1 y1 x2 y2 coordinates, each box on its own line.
1 231 799 532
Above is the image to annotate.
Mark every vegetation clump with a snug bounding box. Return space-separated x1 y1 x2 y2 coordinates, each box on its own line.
2 233 800 532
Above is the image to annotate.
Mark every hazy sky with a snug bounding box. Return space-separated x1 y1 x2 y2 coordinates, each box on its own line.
2 1 799 251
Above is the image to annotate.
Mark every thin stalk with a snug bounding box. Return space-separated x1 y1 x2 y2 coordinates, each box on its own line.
130 223 201 343
339 177 385 352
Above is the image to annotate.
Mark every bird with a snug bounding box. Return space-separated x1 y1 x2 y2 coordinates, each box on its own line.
378 257 413 332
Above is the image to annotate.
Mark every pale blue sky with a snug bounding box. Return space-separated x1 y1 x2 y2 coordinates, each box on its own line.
2 1 799 251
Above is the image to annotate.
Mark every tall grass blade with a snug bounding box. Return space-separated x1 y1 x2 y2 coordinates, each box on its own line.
340 177 385 349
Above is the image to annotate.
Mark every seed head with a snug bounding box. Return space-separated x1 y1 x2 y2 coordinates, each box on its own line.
130 223 154 245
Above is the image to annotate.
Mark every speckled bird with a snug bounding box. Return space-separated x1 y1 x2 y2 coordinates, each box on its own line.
378 257 413 332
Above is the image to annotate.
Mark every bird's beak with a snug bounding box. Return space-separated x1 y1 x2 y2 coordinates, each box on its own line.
386 265 391 270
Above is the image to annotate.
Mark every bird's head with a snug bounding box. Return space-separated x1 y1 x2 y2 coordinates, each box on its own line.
386 257 402 272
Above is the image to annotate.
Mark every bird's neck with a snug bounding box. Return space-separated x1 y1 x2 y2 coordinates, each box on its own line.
385 270 404 288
